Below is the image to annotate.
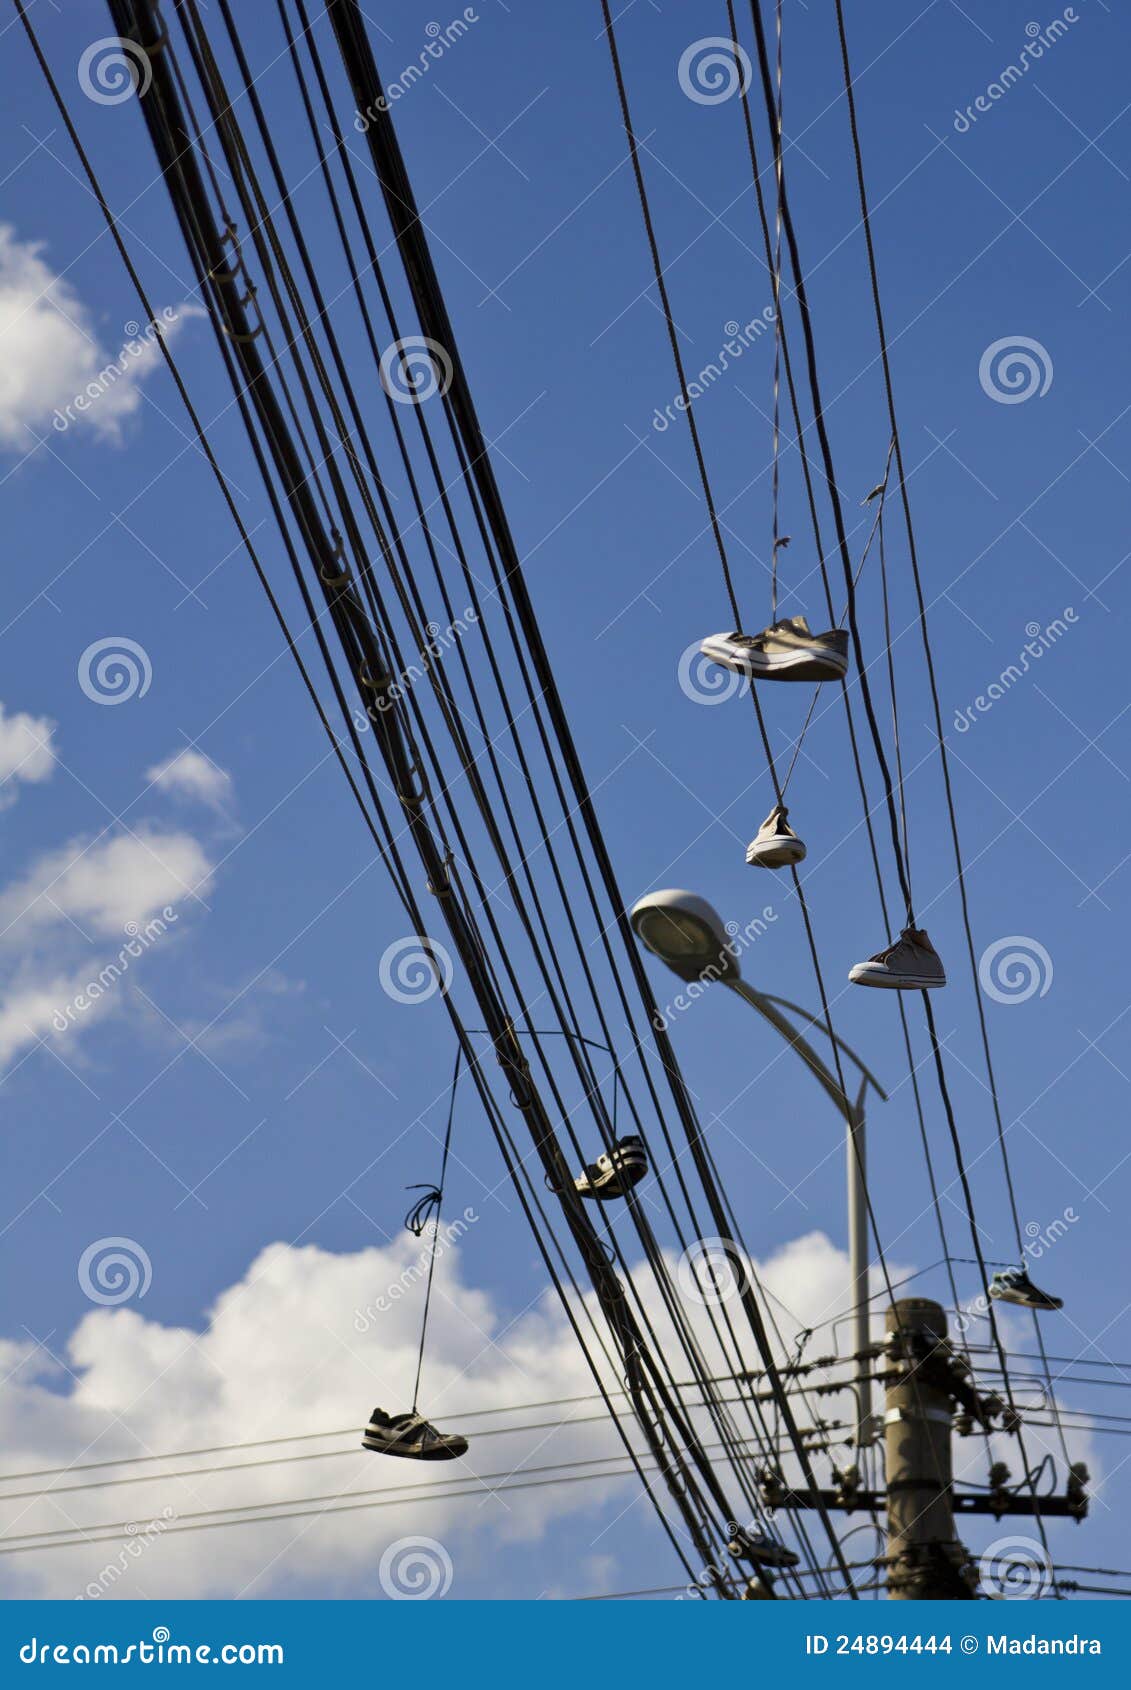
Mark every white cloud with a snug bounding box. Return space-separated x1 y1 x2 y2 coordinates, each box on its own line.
0 968 116 1068
0 225 201 450
0 829 213 941
0 1224 1093 1600
0 1228 938 1601
0 1236 619 1600
0 827 213 1073
0 702 55 808
145 749 233 813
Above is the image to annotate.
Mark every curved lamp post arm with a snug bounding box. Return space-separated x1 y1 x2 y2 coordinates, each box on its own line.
759 993 888 1103
723 978 882 1125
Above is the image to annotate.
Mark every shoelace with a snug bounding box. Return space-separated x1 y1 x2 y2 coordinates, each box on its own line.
404 1184 442 1236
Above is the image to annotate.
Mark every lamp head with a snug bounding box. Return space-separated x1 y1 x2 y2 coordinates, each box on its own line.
629 889 739 985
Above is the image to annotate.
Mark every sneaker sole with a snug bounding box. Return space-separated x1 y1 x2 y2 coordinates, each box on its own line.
991 1292 1061 1312
578 1170 647 1200
848 967 946 989
362 1436 468 1460
701 640 847 683
746 844 807 867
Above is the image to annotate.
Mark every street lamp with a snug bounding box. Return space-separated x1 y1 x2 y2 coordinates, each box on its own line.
630 888 885 1447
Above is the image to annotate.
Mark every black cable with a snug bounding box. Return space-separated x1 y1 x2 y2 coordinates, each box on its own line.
328 0 860 1592
99 0 765 1589
236 9 802 1553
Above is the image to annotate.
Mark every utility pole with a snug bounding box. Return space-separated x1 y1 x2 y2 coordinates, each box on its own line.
753 1292 1088 1598
883 1298 974 1600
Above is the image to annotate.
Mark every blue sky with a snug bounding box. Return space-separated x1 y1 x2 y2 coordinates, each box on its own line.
0 0 1128 1601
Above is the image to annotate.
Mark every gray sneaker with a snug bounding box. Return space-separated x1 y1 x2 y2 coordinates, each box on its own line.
849 927 946 990
700 616 849 683
746 803 806 869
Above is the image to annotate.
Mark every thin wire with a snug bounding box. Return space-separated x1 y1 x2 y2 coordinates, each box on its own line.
0 1427 812 1555
411 1047 461 1411
769 0 786 622
801 0 1058 1522
831 0 1071 1476
0 1399 843 1508
722 1 975 1403
0 1374 848 1485
779 447 892 797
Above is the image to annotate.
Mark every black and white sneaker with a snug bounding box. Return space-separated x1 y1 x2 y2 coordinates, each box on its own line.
362 1408 468 1461
727 1526 800 1569
989 1269 1063 1313
701 617 849 683
574 1136 648 1200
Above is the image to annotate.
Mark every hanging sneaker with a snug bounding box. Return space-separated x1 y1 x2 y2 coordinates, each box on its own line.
726 1526 800 1569
700 617 849 683
849 928 946 990
746 803 806 869
574 1136 648 1200
362 1408 468 1461
989 1269 1063 1312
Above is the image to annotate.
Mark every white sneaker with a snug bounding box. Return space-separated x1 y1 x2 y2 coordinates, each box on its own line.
746 803 806 869
849 927 946 990
700 616 849 683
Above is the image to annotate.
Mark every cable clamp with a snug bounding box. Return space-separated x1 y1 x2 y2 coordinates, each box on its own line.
138 22 170 60
427 852 455 900
221 318 264 345
394 755 431 807
320 532 350 589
